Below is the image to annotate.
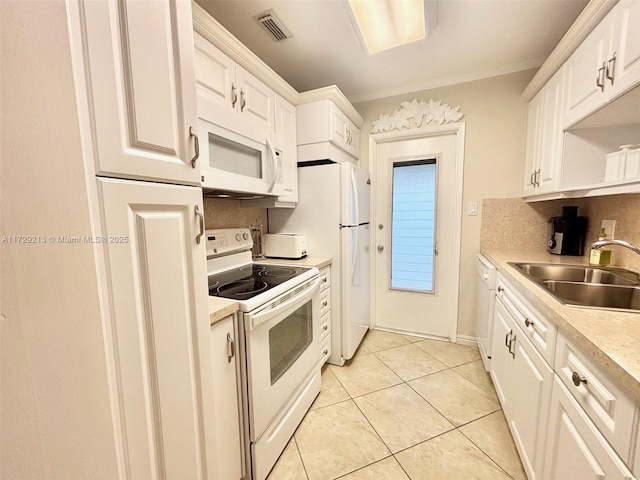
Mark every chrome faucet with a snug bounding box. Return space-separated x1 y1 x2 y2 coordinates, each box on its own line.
591 239 640 256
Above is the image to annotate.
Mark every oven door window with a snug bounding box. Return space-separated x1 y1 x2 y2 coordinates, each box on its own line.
269 300 313 385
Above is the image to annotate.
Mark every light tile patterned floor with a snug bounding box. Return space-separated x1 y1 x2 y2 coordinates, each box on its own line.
267 329 527 480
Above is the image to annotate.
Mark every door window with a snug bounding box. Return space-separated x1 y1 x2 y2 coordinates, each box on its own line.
268 300 313 385
390 159 437 292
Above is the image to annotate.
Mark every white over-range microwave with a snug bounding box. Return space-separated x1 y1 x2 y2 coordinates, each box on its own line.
198 117 285 197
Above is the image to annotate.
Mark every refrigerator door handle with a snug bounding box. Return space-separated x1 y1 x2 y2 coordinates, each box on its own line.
351 225 359 284
350 167 359 227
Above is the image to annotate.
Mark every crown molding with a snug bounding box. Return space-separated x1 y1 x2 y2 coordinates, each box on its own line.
522 0 619 101
298 85 364 127
192 1 299 105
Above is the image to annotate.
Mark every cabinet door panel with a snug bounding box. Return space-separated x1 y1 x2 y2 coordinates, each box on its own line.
79 0 198 184
194 33 237 122
509 331 553 480
237 65 273 142
565 16 614 127
330 105 349 149
523 94 542 197
544 378 635 480
538 67 565 195
490 299 513 411
99 179 215 480
210 316 244 480
273 95 298 203
612 0 640 96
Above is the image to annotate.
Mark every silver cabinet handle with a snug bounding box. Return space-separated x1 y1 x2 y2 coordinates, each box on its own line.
231 83 237 108
606 53 616 85
195 205 204 244
525 318 534 328
534 169 541 187
505 330 512 348
240 89 246 112
596 63 606 91
530 171 535 186
572 371 587 387
509 334 516 358
189 127 199 168
227 333 235 363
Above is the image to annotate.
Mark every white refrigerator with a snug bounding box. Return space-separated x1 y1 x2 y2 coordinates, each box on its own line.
268 161 370 366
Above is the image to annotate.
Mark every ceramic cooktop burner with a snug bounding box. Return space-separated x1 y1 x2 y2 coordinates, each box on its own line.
208 263 311 301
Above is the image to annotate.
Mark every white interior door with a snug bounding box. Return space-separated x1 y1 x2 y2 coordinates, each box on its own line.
373 132 460 339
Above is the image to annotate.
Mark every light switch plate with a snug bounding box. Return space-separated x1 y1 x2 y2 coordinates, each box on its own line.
601 219 616 239
468 202 478 216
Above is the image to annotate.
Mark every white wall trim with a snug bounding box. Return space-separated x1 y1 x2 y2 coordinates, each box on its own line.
369 122 466 344
456 335 479 348
522 0 619 101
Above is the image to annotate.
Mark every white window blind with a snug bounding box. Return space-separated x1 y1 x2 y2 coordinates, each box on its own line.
391 159 437 292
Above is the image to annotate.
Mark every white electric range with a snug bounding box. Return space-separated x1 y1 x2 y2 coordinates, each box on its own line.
206 228 321 480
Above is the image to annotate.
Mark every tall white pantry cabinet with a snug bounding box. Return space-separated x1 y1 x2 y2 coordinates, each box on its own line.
1 1 221 479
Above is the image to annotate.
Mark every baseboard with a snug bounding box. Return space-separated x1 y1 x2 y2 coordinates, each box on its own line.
456 335 479 347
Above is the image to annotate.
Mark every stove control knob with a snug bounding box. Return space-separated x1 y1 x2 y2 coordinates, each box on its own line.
235 233 242 241
242 233 249 241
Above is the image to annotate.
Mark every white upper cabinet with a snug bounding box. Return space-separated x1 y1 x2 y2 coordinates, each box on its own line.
564 13 615 128
194 33 273 144
297 99 362 164
272 95 299 204
611 0 640 97
564 1 640 129
77 0 199 185
523 66 565 197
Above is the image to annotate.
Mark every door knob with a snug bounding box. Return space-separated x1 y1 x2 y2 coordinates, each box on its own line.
377 245 384 252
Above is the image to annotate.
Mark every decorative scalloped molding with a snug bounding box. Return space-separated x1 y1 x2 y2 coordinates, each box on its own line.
371 98 465 133
522 0 619 101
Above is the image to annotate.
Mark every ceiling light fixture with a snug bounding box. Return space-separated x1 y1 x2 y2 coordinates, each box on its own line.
348 0 426 54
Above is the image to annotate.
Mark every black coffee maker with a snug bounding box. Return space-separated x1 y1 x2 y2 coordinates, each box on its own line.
547 206 588 256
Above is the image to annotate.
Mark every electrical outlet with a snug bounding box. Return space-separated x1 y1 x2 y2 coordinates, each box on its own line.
601 219 616 239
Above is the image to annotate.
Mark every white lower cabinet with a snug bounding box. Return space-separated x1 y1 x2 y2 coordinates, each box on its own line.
209 314 244 480
490 296 553 480
98 178 217 479
544 377 635 480
491 272 639 480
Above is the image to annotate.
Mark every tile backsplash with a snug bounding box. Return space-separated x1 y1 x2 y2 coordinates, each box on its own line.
481 194 640 269
203 198 267 231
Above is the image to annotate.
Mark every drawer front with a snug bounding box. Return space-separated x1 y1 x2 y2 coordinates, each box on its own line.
319 266 331 292
320 289 331 317
320 335 331 365
320 311 331 341
497 274 557 365
555 333 637 463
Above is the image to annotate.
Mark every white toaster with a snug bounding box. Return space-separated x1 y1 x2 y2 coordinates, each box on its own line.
263 233 307 259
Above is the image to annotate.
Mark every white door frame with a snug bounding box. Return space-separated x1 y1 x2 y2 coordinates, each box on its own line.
369 122 466 343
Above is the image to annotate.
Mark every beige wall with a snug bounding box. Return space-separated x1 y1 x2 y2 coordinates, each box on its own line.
354 70 536 339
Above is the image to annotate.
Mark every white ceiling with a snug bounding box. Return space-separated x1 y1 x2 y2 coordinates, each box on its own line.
195 0 588 104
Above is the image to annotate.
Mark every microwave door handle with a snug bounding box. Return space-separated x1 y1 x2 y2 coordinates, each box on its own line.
246 277 321 330
266 137 278 193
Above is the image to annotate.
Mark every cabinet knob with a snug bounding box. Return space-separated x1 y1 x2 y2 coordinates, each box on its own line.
322 324 328 331
323 349 329 356
322 277 328 283
571 371 587 387
497 286 503 293
524 318 534 328
377 245 384 252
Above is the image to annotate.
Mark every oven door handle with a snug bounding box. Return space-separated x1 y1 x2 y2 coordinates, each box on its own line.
246 277 321 331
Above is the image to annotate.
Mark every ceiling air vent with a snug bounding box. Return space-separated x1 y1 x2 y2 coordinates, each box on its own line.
254 10 292 42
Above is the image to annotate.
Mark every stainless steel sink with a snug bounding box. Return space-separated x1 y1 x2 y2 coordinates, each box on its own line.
508 262 640 312
542 281 640 311
512 263 640 286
